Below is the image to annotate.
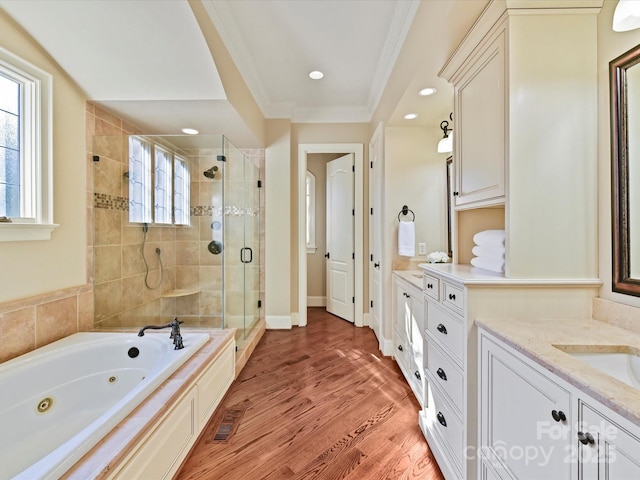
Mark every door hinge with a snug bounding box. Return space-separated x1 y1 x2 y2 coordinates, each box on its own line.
370 300 373 308
370 161 373 169
217 155 226 162
258 299 262 308
352 252 355 260
352 296 355 304
93 155 100 162
370 254 373 261
352 165 355 172
370 207 373 215
352 209 355 216
257 180 262 188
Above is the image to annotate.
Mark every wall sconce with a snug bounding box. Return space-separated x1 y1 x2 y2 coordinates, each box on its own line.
437 113 453 153
613 0 640 32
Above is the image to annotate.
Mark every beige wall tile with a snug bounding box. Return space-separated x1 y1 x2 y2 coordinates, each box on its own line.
95 245 122 283
0 307 36 363
35 296 78 348
78 290 94 332
95 209 121 246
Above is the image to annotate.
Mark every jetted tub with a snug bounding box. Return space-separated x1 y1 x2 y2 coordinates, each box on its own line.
0 331 209 480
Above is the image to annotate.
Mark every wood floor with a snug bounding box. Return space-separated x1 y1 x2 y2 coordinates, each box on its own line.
177 308 444 480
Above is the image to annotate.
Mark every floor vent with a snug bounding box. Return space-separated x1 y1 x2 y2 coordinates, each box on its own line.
205 406 247 443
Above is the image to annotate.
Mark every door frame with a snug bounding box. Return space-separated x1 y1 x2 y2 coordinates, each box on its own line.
298 143 364 328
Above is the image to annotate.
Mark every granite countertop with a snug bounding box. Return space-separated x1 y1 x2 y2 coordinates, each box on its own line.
477 316 640 426
393 269 424 290
62 328 235 480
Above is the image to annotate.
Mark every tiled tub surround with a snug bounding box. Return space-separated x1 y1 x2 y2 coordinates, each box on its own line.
2 331 210 479
477 315 640 426
62 328 235 480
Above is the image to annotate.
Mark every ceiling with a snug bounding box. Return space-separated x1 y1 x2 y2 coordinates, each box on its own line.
0 0 488 147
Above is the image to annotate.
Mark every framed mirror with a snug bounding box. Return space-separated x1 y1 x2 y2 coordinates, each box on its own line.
611 43 640 296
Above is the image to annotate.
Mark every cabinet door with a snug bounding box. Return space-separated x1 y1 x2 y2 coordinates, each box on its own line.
394 279 412 339
579 401 640 479
455 30 506 207
480 334 572 480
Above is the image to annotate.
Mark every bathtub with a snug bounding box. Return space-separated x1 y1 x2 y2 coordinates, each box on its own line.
0 331 209 480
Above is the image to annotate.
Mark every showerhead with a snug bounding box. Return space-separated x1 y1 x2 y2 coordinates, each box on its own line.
203 166 219 179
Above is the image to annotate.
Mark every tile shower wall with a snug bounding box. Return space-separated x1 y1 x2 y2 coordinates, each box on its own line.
88 103 265 332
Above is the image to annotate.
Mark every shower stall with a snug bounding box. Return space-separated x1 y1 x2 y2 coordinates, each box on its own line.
91 134 262 351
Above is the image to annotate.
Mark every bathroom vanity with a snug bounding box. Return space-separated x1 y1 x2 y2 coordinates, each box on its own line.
477 317 640 479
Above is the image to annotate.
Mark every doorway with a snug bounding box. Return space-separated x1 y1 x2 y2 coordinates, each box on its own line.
297 144 364 328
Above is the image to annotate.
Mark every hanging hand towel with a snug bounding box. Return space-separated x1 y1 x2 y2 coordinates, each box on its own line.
398 221 415 257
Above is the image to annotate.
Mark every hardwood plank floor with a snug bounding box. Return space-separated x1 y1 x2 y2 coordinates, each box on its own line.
177 308 444 480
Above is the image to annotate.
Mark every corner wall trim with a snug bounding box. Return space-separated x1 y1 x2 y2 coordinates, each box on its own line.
307 296 326 307
266 315 292 330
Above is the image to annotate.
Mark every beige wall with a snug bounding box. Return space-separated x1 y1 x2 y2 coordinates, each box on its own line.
0 10 88 303
598 0 640 308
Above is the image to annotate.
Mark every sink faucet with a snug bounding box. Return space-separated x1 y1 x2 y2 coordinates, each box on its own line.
137 318 184 350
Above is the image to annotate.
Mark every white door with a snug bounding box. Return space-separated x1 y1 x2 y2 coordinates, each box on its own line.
369 126 384 340
326 153 354 322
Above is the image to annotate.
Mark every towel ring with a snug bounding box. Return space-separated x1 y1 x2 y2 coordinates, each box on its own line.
398 205 415 222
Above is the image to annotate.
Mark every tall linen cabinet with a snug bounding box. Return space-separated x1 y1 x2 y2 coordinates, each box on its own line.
417 1 603 479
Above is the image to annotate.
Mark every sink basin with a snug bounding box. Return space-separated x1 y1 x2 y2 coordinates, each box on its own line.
555 347 640 389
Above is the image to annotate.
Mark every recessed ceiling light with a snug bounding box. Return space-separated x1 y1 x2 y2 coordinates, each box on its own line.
182 128 199 135
309 70 324 80
418 87 437 96
404 113 418 120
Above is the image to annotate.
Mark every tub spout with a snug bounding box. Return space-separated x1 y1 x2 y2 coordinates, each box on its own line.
137 319 184 350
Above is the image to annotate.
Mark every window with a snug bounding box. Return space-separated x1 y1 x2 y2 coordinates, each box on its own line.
128 136 190 226
306 171 316 253
0 47 54 241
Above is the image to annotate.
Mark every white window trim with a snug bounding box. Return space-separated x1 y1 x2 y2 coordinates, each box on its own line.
0 46 56 241
306 170 317 254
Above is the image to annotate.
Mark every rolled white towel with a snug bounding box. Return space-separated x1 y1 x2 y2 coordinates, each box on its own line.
471 256 504 273
472 245 505 259
473 229 505 247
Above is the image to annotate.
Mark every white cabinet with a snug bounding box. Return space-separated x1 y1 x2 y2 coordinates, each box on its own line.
420 270 467 480
479 333 573 480
479 327 640 480
392 273 425 406
578 401 640 479
452 25 506 208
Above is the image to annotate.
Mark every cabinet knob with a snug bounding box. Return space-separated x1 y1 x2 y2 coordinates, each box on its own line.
436 323 448 335
437 412 447 427
397 345 403 352
414 370 421 380
577 431 595 445
427 283 433 289
374 262 380 268
453 192 459 196
551 409 566 422
448 293 456 300
437 368 448 381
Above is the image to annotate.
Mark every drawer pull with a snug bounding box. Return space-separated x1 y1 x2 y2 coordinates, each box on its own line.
448 293 456 300
437 412 447 427
436 323 448 335
436 368 447 381
397 344 404 352
577 431 595 445
427 283 433 289
414 370 421 380
551 409 566 422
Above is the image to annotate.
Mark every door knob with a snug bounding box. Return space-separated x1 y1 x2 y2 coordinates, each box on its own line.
374 262 380 268
324 252 330 259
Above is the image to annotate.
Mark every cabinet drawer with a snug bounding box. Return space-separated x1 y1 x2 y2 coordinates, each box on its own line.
427 340 464 415
423 273 440 301
426 302 464 364
442 282 464 313
427 382 464 471
393 327 411 372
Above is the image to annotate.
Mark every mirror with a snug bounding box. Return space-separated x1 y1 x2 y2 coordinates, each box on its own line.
611 43 640 296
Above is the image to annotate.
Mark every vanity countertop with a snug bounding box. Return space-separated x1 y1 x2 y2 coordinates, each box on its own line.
477 316 640 426
393 269 424 290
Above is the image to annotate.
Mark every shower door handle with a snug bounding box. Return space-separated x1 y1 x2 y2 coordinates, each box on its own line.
241 247 253 264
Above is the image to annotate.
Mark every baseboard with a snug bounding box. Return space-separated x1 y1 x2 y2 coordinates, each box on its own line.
291 312 299 326
363 312 370 326
307 296 326 307
266 315 292 329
